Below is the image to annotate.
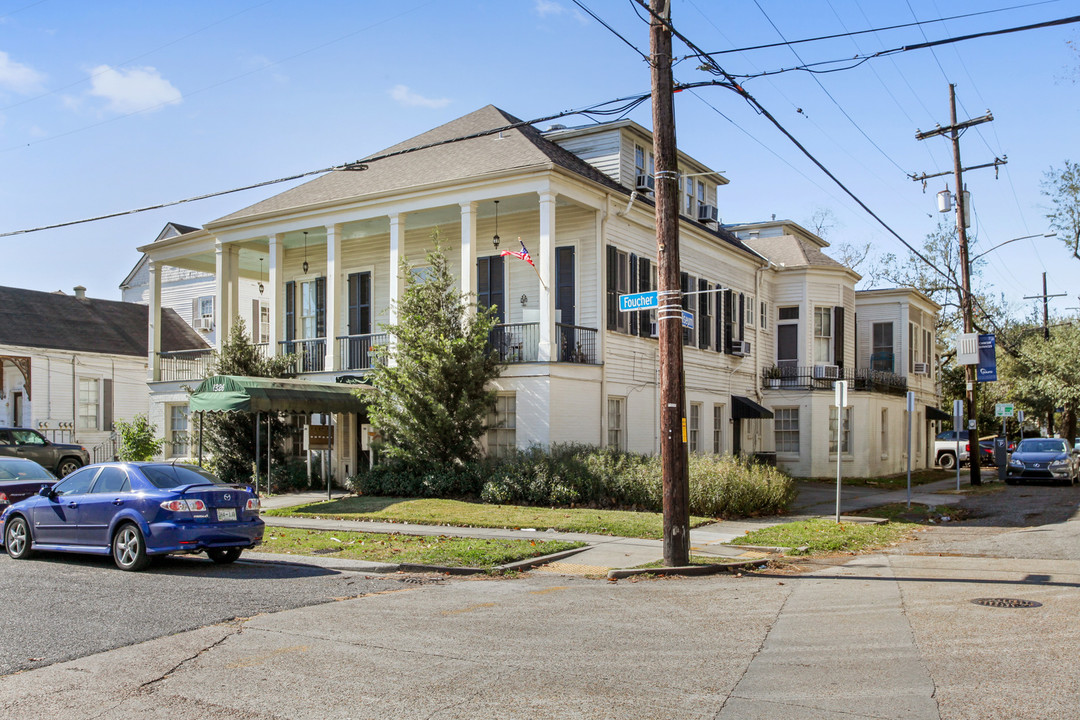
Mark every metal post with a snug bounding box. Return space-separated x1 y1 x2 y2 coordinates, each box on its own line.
197 411 204 467
266 414 272 495
954 399 963 491
907 391 915 509
255 412 261 496
834 381 847 523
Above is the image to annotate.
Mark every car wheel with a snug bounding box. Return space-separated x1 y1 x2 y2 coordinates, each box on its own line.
938 452 956 470
206 548 242 564
4 516 33 560
56 458 82 478
112 523 150 571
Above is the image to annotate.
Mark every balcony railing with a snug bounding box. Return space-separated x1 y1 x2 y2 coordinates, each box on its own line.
488 322 539 363
279 338 326 373
158 349 214 382
556 323 599 364
337 333 389 371
761 365 908 396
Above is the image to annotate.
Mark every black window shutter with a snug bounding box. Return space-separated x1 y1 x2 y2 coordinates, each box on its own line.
606 245 617 331
102 379 113 431
347 273 359 335
680 273 690 346
556 247 575 326
477 257 491 308
490 255 505 324
723 289 733 354
315 276 326 338
738 293 745 342
834 305 845 368
638 257 651 337
285 281 295 342
628 253 638 336
714 285 724 353
698 278 710 349
359 272 371 334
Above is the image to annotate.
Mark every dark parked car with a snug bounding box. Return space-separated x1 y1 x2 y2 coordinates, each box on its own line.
1006 438 1079 485
0 428 89 477
0 462 263 571
0 457 57 509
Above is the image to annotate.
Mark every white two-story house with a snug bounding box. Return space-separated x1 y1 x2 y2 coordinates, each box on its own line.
137 106 941 478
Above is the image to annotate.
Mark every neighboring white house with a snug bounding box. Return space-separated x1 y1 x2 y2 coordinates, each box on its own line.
135 106 943 478
0 285 208 461
122 222 268 348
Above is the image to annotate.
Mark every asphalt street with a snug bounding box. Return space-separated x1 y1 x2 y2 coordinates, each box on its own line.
1 481 1077 719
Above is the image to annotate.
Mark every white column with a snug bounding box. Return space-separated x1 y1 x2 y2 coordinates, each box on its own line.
460 202 477 315
325 224 341 371
148 262 162 381
226 244 240 340
268 233 283 352
214 241 228 349
388 214 402 324
537 192 556 362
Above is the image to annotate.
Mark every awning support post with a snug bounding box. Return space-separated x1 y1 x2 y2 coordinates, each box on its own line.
197 411 204 467
255 411 262 496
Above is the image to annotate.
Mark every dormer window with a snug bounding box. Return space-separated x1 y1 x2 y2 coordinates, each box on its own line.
634 145 646 179
685 176 695 215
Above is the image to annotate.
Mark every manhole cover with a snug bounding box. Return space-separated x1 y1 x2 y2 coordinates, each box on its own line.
970 597 1042 609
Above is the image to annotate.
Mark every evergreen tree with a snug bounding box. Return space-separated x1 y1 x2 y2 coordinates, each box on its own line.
366 233 502 467
203 319 295 483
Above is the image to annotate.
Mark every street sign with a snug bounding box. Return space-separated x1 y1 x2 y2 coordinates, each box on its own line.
995 403 1014 417
681 310 694 329
833 380 848 408
618 291 659 312
1017 410 1025 423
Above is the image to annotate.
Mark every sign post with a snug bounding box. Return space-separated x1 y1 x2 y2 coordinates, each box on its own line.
953 399 963 491
834 380 848 523
906 391 915 508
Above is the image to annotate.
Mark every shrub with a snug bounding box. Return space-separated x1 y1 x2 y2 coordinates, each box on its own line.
114 414 165 462
349 444 795 519
270 458 318 494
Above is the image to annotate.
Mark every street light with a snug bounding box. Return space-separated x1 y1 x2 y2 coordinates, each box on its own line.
970 232 1057 262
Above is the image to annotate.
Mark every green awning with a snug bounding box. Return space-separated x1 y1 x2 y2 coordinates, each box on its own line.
188 375 371 414
926 405 952 422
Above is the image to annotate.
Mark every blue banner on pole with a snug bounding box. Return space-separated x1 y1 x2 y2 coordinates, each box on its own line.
977 333 997 382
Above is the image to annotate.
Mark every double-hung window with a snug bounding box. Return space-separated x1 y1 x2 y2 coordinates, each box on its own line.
487 394 517 458
814 307 833 364
775 408 799 454
829 407 853 454
608 397 625 450
78 378 99 430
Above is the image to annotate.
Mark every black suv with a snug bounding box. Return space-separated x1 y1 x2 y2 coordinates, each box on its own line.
0 428 89 477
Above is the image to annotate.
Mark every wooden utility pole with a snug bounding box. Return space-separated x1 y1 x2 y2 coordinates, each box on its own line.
1023 272 1066 433
649 0 689 566
915 84 994 485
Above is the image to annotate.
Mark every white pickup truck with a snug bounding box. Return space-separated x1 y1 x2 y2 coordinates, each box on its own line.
934 430 971 470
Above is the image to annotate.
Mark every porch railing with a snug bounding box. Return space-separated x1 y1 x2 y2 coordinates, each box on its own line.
158 349 214 382
488 323 539 363
337 333 389 371
90 434 119 463
279 338 326 373
761 365 908 396
556 324 599 364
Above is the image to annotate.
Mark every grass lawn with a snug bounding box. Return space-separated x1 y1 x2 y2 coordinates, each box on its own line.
729 517 920 556
265 496 713 540
252 526 584 569
801 469 953 491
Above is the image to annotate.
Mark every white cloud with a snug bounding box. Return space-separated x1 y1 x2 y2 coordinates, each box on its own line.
533 0 586 22
0 51 45 94
86 64 181 114
389 84 450 109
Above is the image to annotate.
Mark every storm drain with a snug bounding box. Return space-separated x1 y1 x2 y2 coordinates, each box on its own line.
399 576 446 585
970 597 1042 609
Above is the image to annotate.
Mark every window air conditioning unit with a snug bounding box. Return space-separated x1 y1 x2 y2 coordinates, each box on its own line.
729 340 750 356
697 204 719 223
813 364 840 380
635 174 655 192
913 362 929 375
196 317 214 332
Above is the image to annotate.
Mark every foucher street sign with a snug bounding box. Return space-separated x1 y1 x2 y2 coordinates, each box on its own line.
618 291 659 312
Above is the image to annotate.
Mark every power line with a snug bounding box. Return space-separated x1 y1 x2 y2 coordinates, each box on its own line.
629 0 959 291
722 14 1080 80
0 94 652 239
692 0 1064 57
571 0 650 61
751 0 911 176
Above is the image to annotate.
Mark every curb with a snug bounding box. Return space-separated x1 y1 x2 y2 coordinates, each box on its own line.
398 544 593 576
607 558 766 580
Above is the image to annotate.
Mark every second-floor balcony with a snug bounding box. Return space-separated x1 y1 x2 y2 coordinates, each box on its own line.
159 349 214 382
487 323 600 365
761 366 908 396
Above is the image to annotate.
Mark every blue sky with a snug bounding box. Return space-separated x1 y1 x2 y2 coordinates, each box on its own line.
1 0 1078 318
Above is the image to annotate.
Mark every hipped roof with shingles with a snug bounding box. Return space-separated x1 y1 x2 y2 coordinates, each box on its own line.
0 286 208 357
743 234 846 270
213 105 630 224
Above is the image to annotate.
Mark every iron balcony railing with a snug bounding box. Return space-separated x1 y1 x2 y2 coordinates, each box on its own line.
279 338 326 373
90 434 118 463
337 333 389 371
158 349 214 382
556 323 599 364
488 322 539 363
761 365 908 396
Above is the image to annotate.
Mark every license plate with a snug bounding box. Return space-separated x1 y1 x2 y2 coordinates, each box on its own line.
217 508 237 522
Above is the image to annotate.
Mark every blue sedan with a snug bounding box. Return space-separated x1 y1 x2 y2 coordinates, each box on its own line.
0 462 263 571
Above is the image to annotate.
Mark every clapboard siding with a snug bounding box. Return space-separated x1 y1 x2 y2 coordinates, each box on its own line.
552 129 623 184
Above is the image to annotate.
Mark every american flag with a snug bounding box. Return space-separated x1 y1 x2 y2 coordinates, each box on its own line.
500 239 534 267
